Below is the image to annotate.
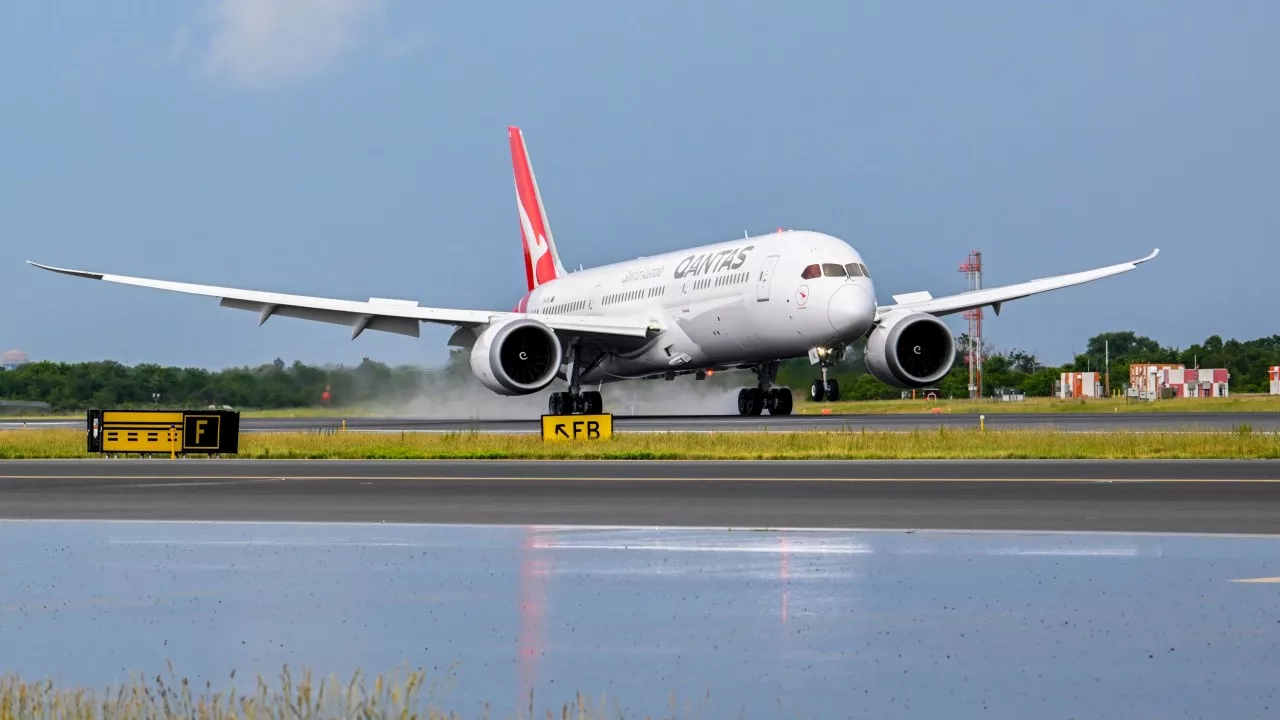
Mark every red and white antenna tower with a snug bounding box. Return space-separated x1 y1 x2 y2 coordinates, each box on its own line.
959 250 983 399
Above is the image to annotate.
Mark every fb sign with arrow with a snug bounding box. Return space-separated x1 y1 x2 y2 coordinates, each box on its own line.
541 413 613 442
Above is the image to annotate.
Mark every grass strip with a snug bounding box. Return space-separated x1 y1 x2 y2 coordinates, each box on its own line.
2 427 1277 460
0 665 644 720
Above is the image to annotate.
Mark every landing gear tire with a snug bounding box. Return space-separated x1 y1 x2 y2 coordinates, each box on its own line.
737 388 764 416
550 390 603 415
548 391 568 415
767 388 793 415
809 379 825 403
824 379 840 402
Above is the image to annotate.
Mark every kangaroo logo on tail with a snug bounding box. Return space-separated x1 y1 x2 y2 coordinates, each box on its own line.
509 126 566 291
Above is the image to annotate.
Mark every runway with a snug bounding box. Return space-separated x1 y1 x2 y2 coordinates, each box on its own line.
3 459 1280 534
249 411 1280 432
7 411 1279 433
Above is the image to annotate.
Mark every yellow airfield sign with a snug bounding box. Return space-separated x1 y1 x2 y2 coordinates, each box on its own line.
87 409 240 455
541 414 613 441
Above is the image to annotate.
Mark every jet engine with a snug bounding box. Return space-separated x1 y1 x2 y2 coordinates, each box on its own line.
864 310 955 388
469 318 563 395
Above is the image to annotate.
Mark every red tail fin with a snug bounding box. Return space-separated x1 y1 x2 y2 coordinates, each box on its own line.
509 126 565 290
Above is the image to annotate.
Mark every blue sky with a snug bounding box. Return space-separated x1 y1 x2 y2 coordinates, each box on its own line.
2 1 1277 370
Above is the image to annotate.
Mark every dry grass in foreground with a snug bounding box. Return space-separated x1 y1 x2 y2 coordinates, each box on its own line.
1 427 1277 460
0 666 645 720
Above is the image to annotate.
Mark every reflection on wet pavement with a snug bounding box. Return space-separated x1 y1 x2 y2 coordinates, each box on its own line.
1 521 1278 718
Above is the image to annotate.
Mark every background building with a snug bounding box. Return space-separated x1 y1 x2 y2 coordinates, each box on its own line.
1059 371 1103 398
1270 366 1280 395
1129 363 1183 399
1160 367 1230 398
1 350 28 371
1128 363 1229 399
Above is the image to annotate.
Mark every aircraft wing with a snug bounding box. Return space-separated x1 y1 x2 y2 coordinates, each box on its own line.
27 262 656 342
876 249 1159 320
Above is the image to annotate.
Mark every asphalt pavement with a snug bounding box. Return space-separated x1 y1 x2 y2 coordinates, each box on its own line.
3 459 1279 533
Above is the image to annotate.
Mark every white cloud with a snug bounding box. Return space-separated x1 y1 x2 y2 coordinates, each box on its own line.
204 0 383 90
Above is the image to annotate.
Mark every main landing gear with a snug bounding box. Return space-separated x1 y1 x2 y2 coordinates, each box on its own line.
549 389 602 415
548 344 604 415
737 361 793 416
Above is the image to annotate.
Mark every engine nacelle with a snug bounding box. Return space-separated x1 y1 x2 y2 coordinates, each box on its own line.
469 318 563 395
864 310 955 388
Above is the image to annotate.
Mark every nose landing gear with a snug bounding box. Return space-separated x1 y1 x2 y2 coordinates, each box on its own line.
809 372 840 403
808 346 843 403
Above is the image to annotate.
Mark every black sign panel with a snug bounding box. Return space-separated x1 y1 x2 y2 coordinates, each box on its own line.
86 409 240 454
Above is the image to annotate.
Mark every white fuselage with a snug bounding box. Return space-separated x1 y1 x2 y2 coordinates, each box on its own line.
516 230 877 382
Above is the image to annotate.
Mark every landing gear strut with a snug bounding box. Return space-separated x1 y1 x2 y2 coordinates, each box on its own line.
737 361 793 416
808 346 843 403
548 345 604 415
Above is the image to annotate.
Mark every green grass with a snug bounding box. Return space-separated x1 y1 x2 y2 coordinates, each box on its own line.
0 665 657 720
3 427 1278 460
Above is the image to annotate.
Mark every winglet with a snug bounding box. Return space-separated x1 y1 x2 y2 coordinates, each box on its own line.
1135 248 1160 264
27 261 104 281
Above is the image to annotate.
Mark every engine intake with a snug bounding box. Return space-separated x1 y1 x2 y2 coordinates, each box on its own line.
864 311 955 388
469 318 563 395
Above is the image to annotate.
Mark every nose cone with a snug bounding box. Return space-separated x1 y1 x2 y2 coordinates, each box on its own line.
828 283 875 336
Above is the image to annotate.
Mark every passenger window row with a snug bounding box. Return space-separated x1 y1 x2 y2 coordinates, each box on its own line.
715 272 749 288
647 286 666 298
605 289 650 305
800 262 871 280
533 300 586 315
691 271 750 293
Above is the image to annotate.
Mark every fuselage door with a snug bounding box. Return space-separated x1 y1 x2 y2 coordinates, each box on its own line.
589 283 602 311
756 254 781 302
680 281 690 313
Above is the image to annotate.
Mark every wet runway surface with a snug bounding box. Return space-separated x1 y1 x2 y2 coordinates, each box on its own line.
3 459 1280 533
7 411 1280 433
2 521 1278 719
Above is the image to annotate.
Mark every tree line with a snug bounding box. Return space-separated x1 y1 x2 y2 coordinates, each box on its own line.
779 330 1280 401
3 331 1278 412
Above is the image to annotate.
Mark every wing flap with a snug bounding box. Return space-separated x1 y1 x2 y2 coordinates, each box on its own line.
876 248 1158 319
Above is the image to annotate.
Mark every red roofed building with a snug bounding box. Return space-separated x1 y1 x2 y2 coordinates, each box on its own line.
1270 366 1279 395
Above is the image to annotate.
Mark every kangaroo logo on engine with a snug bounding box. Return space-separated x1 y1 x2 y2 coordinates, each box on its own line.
672 245 754 280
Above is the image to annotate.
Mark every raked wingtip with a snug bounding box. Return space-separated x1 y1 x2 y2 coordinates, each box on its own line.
26 261 104 280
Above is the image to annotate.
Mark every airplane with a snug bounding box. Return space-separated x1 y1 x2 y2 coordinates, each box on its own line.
29 126 1159 417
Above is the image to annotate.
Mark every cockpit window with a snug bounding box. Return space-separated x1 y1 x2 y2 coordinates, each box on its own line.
845 263 864 277
858 263 871 278
821 263 847 277
801 264 821 280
